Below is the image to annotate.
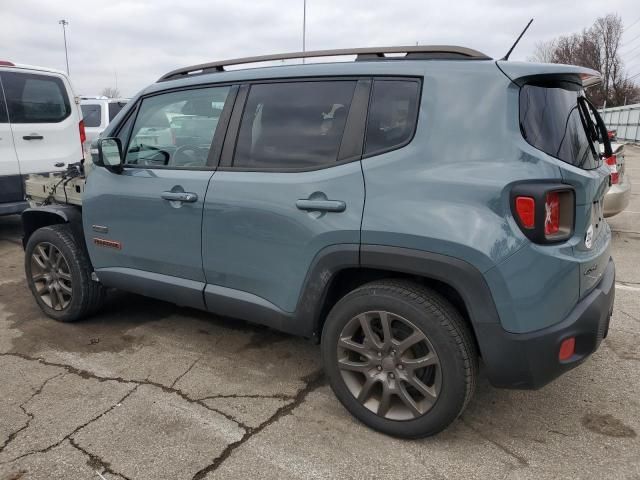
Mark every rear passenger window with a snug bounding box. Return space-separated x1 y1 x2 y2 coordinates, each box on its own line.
364 80 420 156
234 81 357 169
81 104 102 127
0 88 7 123
2 72 71 123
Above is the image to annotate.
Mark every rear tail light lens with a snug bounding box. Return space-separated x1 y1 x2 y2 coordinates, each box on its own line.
515 196 535 228
0 60 15 66
605 155 619 185
511 184 575 244
79 120 86 144
79 120 86 160
544 192 560 235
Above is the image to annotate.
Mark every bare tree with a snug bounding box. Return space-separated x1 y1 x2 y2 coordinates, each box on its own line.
593 14 624 103
529 14 639 107
528 40 556 63
101 87 121 98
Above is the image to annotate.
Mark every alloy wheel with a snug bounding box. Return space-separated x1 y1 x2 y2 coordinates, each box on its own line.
337 310 442 421
30 242 73 311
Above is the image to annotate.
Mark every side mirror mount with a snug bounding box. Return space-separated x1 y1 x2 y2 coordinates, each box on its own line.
97 137 124 173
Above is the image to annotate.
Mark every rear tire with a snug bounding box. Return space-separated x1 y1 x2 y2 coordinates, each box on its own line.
321 279 478 438
25 224 105 322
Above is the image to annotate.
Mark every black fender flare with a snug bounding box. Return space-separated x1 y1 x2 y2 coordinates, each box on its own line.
21 205 84 248
296 243 501 339
359 244 501 327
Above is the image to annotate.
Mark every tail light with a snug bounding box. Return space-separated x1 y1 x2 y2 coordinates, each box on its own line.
79 120 86 144
544 192 560 235
514 196 535 228
605 155 619 185
78 120 86 160
511 183 575 244
0 60 15 66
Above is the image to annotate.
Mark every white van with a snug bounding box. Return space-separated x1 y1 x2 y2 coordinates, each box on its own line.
0 61 84 216
80 96 128 147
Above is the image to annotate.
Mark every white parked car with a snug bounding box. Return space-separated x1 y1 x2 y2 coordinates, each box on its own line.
0 60 85 216
80 96 128 147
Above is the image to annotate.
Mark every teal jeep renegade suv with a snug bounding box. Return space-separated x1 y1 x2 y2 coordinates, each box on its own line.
21 46 615 437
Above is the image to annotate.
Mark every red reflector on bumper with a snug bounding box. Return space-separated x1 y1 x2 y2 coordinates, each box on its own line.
559 337 575 361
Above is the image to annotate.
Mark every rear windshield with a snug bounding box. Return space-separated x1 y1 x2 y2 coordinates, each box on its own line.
81 104 102 127
519 83 601 170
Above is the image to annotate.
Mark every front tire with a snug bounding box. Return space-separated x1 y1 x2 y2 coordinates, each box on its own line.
321 279 478 438
25 224 104 322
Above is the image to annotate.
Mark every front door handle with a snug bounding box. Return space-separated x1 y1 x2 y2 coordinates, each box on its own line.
296 199 346 212
161 191 198 203
23 134 44 140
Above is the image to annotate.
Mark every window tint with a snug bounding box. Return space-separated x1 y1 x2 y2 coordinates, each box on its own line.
519 83 600 170
234 81 357 169
81 104 102 128
109 101 126 121
125 86 230 168
2 72 71 123
0 86 7 123
365 80 419 156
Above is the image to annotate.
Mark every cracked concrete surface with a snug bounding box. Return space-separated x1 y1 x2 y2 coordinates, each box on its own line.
0 147 639 479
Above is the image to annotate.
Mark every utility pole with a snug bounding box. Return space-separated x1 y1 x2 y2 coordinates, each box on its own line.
302 0 306 64
58 19 70 75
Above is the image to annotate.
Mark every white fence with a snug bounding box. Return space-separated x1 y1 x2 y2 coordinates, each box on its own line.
600 103 640 142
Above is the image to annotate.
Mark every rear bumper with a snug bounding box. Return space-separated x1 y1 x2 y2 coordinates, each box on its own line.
604 175 631 217
0 201 29 216
477 258 615 389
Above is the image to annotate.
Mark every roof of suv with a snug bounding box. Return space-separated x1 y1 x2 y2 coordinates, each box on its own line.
142 45 602 98
158 45 492 82
80 97 130 103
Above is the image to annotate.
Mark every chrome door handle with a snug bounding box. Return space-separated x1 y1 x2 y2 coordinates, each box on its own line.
161 191 198 203
296 199 346 212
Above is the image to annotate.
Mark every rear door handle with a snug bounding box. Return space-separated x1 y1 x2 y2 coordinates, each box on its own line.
161 191 198 203
296 199 346 212
23 134 44 140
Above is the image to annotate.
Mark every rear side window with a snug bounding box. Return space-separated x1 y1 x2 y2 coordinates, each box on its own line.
2 71 71 123
519 83 600 170
364 80 420 156
81 104 102 127
234 81 357 169
109 101 126 121
0 86 7 123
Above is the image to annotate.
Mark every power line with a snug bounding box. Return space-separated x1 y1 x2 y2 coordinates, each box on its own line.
624 16 640 32
622 31 640 48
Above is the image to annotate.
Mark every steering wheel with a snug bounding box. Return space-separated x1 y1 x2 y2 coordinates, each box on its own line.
172 145 208 167
135 144 170 166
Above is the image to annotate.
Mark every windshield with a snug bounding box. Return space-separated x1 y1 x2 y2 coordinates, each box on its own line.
519 82 601 170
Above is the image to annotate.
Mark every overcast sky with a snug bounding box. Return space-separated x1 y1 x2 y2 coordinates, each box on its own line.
2 0 639 97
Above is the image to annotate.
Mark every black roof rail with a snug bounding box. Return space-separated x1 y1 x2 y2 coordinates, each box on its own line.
157 45 491 82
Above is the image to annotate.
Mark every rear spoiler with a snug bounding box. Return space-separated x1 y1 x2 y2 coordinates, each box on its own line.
497 61 601 88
